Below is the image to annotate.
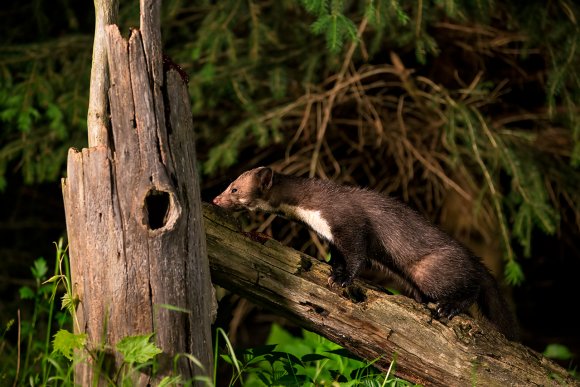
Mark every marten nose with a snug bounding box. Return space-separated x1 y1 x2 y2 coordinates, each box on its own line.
212 196 221 206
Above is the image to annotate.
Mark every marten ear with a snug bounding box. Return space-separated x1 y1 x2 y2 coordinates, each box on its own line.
256 167 273 191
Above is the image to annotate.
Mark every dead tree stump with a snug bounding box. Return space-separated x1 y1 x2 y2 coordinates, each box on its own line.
61 23 214 385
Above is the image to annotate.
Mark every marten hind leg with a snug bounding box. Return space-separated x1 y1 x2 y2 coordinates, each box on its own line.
412 252 480 321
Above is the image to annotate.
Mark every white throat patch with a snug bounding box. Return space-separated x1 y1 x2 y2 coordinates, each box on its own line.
251 200 334 242
282 205 333 242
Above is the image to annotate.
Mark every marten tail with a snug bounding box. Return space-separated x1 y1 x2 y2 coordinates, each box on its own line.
477 269 519 341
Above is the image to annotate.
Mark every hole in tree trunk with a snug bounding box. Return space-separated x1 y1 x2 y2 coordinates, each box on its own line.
145 189 170 230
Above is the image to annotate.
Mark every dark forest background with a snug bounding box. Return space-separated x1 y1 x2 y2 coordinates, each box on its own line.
1 0 579 378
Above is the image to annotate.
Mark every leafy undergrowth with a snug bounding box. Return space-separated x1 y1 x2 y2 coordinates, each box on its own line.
0 241 418 386
1 242 576 386
217 323 417 386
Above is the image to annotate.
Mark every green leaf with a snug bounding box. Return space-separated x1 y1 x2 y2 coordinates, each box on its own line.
199 63 215 83
52 329 87 360
61 292 78 315
220 354 234 365
19 286 35 300
267 323 296 344
116 333 163 364
0 107 18 122
301 353 329 362
31 257 48 280
543 344 574 360
122 377 133 387
274 350 301 365
325 348 364 362
157 376 182 387
43 274 61 284
190 45 202 61
17 107 40 133
275 374 310 386
257 373 271 386
2 319 14 335
252 123 269 147
248 344 278 357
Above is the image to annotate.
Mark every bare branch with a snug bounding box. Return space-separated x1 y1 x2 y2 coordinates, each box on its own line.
87 0 118 147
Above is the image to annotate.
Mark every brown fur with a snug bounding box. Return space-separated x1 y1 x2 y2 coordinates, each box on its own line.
213 167 519 340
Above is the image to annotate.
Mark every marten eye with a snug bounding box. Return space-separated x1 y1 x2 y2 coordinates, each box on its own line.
231 188 238 193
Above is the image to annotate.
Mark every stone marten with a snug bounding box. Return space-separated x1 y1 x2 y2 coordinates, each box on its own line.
212 166 518 340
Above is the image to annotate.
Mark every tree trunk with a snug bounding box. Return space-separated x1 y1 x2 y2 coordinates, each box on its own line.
203 204 578 387
61 12 214 387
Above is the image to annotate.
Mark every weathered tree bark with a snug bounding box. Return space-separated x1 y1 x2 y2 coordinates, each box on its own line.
61 10 214 387
203 203 577 387
87 0 118 147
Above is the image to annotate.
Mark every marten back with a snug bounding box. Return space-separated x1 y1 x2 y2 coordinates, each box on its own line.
213 167 519 340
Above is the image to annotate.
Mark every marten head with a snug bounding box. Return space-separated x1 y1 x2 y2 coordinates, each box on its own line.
212 167 274 211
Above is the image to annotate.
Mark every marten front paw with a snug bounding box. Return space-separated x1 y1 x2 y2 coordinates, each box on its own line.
327 275 337 287
328 274 354 288
328 269 349 288
327 274 344 287
435 302 462 321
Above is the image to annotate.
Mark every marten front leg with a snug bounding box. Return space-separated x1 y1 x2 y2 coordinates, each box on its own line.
328 245 347 286
338 250 366 287
329 229 368 287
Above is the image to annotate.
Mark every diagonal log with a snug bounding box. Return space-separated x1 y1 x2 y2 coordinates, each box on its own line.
203 203 577 387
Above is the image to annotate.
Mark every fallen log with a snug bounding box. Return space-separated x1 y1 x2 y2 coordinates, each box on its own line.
202 203 577 386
